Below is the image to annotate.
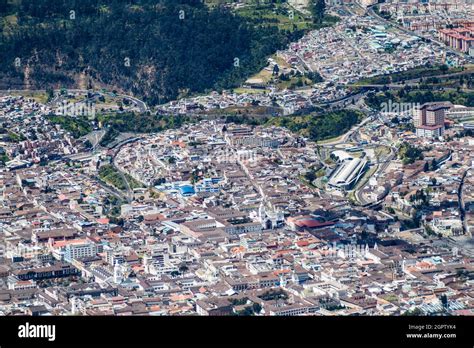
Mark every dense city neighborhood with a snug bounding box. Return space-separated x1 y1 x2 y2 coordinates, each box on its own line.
0 0 474 318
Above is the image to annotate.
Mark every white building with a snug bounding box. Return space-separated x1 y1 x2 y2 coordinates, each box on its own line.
328 157 368 190
415 125 444 138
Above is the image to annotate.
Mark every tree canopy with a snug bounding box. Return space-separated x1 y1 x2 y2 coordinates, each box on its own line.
0 0 297 104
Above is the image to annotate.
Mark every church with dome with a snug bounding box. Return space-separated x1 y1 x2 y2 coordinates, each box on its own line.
258 201 285 230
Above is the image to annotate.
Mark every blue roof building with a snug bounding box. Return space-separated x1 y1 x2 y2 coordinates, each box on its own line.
179 185 195 197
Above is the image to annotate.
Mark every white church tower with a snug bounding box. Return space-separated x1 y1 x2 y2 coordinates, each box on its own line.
113 262 123 284
258 201 284 229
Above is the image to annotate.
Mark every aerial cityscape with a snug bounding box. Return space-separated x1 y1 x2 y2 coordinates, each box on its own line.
0 0 474 318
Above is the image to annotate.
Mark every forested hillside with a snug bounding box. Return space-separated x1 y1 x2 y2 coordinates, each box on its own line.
267 109 364 142
0 0 298 104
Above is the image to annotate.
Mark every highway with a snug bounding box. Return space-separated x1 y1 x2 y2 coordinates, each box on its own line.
117 93 149 113
74 90 149 113
81 130 106 151
350 68 474 90
315 91 368 109
444 236 474 257
94 176 129 202
459 169 472 237
113 163 134 203
107 136 144 203
320 112 375 147
0 88 149 113
354 145 397 206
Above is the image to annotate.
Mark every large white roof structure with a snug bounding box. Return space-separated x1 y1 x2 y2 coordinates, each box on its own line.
329 157 368 190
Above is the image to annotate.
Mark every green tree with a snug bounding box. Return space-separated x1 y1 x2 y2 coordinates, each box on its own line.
179 263 188 274
402 308 423 316
311 0 326 24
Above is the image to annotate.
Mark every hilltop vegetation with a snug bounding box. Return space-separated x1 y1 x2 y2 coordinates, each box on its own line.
398 143 424 165
355 65 457 86
48 111 194 146
48 108 362 147
96 112 193 134
48 115 92 138
267 109 364 141
0 0 302 104
97 112 194 146
366 87 474 111
99 164 143 190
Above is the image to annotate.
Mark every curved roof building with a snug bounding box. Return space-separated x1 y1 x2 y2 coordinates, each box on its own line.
328 157 368 190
